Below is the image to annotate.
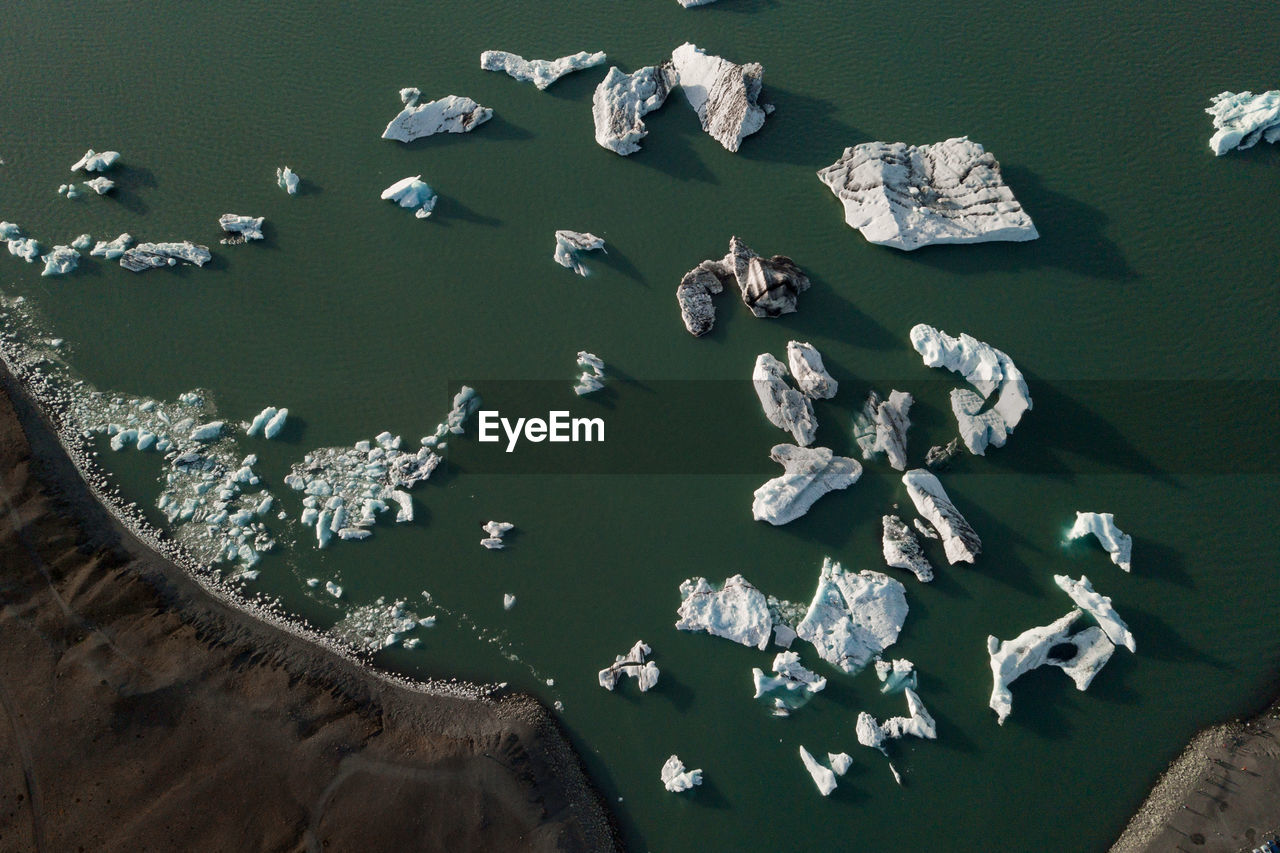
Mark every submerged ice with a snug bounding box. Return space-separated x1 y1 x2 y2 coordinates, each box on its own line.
752 650 827 716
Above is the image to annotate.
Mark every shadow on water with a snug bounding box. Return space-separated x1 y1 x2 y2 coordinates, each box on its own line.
1119 603 1229 669
1134 536 1193 588
791 273 899 350
432 195 503 228
1003 666 1079 742
395 114 535 152
593 242 645 284
108 164 158 215
739 87 869 169
292 176 322 197
624 96 719 185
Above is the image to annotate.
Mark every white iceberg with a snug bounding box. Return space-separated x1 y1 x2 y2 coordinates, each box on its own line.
218 214 265 243
828 753 853 776
786 341 837 400
752 445 860 526
119 241 212 272
381 176 437 219
57 183 80 199
276 166 299 195
882 515 934 582
751 650 827 716
503 593 517 610
481 520 514 549
189 421 224 442
480 50 607 90
752 354 818 445
795 557 908 674
1053 574 1136 653
0 222 19 241
1066 511 1132 572
599 640 660 692
90 233 132 259
325 580 343 599
874 658 918 694
71 233 93 251
986 610 1117 724
574 350 605 395
901 469 981 564
661 755 703 792
70 149 120 172
798 746 838 796
817 137 1038 249
1206 90 1280 155
382 94 492 142
84 176 114 195
40 246 79 277
675 574 773 650
7 237 41 263
880 688 938 740
553 230 605 276
247 406 288 439
853 390 913 470
592 63 677 155
669 43 771 152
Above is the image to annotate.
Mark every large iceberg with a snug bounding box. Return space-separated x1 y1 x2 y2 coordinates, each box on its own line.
676 237 810 334
816 137 1038 250
752 354 818 445
795 557 908 674
218 214 265 243
481 50 607 90
382 92 492 142
986 610 1117 724
751 650 827 716
553 230 605 276
798 746 838 796
381 176 437 219
752 445 860 526
882 514 934 582
910 324 1031 455
599 640 660 692
1066 511 1132 572
669 43 771 152
1205 90 1280 155
119 241 211 272
70 149 120 172
660 755 703 792
675 574 773 650
853 390 912 470
592 63 677 155
1053 574 1136 652
40 246 79 277
277 166 299 195
786 341 837 399
901 469 981 564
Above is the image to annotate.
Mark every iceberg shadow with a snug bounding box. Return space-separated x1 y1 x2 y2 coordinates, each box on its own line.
784 273 899 351
737 87 868 168
106 164 158 215
430 195 503 228
1117 604 1229 669
592 242 645 284
394 113 535 151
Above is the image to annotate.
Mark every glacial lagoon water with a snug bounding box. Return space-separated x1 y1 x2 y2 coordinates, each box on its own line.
1 0 1278 849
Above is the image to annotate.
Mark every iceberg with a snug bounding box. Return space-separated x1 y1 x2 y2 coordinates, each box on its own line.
669 43 771 153
676 236 809 334
57 183 81 199
276 166 299 195
218 214 265 243
325 581 343 599
874 658 918 694
853 390 913 470
882 515 934 582
1206 90 1280 155
795 558 908 675
592 63 677 155
0 222 19 241
751 650 827 716
675 0 721 5
381 176 437 219
70 149 120 172
925 437 962 470
1053 574 1136 652
1050 626 1116 691
553 230 605 276
84 176 115 195
119 241 212 272
481 520 514 549
798 746 838 796
189 421 224 442
880 688 938 740
675 574 773 650
986 610 1117 724
247 406 288 439
828 753 853 776
901 468 981 564
7 237 41 263
660 755 703 793
599 640 660 692
503 593 517 610
480 50 607 90
71 233 93 251
1066 511 1132 572
40 246 79 277
382 94 493 142
90 233 132 259
574 350 605 395
786 341 837 399
752 445 860 526
817 137 1038 249
752 354 818 445
910 324 1031 455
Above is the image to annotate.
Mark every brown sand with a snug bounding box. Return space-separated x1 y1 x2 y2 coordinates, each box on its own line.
0 369 618 851
1112 702 1280 852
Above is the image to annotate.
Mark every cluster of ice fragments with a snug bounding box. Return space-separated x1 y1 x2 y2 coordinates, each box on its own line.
910 324 1031 455
660 755 702 793
817 137 1038 250
678 236 811 335
752 650 826 716
553 231 605 276
798 747 852 797
1206 90 1280 155
218 214 264 244
574 351 605 395
599 641 660 692
902 468 981 564
381 176 437 218
57 183 81 200
1066 511 1132 571
481 520 514 549
853 390 913 470
277 166 299 195
245 406 288 439
752 445 860 526
752 353 817 445
330 598 433 653
481 50 607 90
382 89 493 142
795 558 908 675
70 149 120 172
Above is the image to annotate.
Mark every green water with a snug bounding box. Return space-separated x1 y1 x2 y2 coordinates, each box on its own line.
2 0 1278 849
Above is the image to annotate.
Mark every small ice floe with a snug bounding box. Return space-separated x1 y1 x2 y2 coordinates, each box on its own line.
901 469 980 564
90 233 132 259
795 557 908 675
218 214 264 244
481 520 514 549
853 390 913 471
829 752 853 776
660 755 703 792
752 445 860 526
70 149 120 172
480 50 607 90
875 658 918 694
751 650 826 716
553 230 605 276
40 246 79 277
753 354 818 446
599 640 660 692
856 688 936 784
675 574 774 649
925 437 962 470
1053 574 1136 652
189 421 224 442
325 581 343 598
987 610 1116 725
246 406 288 439
1066 511 1132 572
574 351 605 395
305 578 319 587
1206 90 1280 155
882 515 934 582
7 235 41 263
381 175 437 218
84 176 115 195
909 324 1031 455
798 746 839 796
503 593 517 610
382 92 492 142
276 166 299 195
57 183 81 199
70 234 93 250
669 43 771 152
786 341 837 399
678 236 810 335
119 241 212 272
0 222 20 240
592 63 678 155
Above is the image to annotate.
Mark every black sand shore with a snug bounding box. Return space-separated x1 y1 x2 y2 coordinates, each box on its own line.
0 366 618 851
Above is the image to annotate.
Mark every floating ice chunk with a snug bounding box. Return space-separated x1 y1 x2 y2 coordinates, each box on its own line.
400 87 420 106
386 490 413 523
70 233 93 251
381 176 437 219
828 753 853 776
481 520 514 549
57 184 81 199
90 233 132 259
0 222 19 240
882 514 934 582
1051 625 1116 690
752 445 860 526
661 755 703 793
264 407 288 439
40 246 79 277
669 43 771 152
599 640 660 692
503 593 517 610
751 650 827 716
786 341 837 400
247 407 276 437
798 746 837 796
481 50 607 90
795 557 908 674
592 63 677 155
901 469 980 564
874 658 917 694
817 137 1038 250
70 149 120 172
189 421 224 442
382 94 492 142
218 214 265 243
276 166 299 195
574 350 605 395
325 581 343 598
119 241 211 271
1053 574 1135 652
553 231 605 276
856 711 885 751
1066 511 1132 572
880 688 937 740
925 437 962 470
84 176 114 194
7 237 41 262
853 390 913 470
1205 90 1280 155
675 574 773 649
677 236 809 334
752 354 818 445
